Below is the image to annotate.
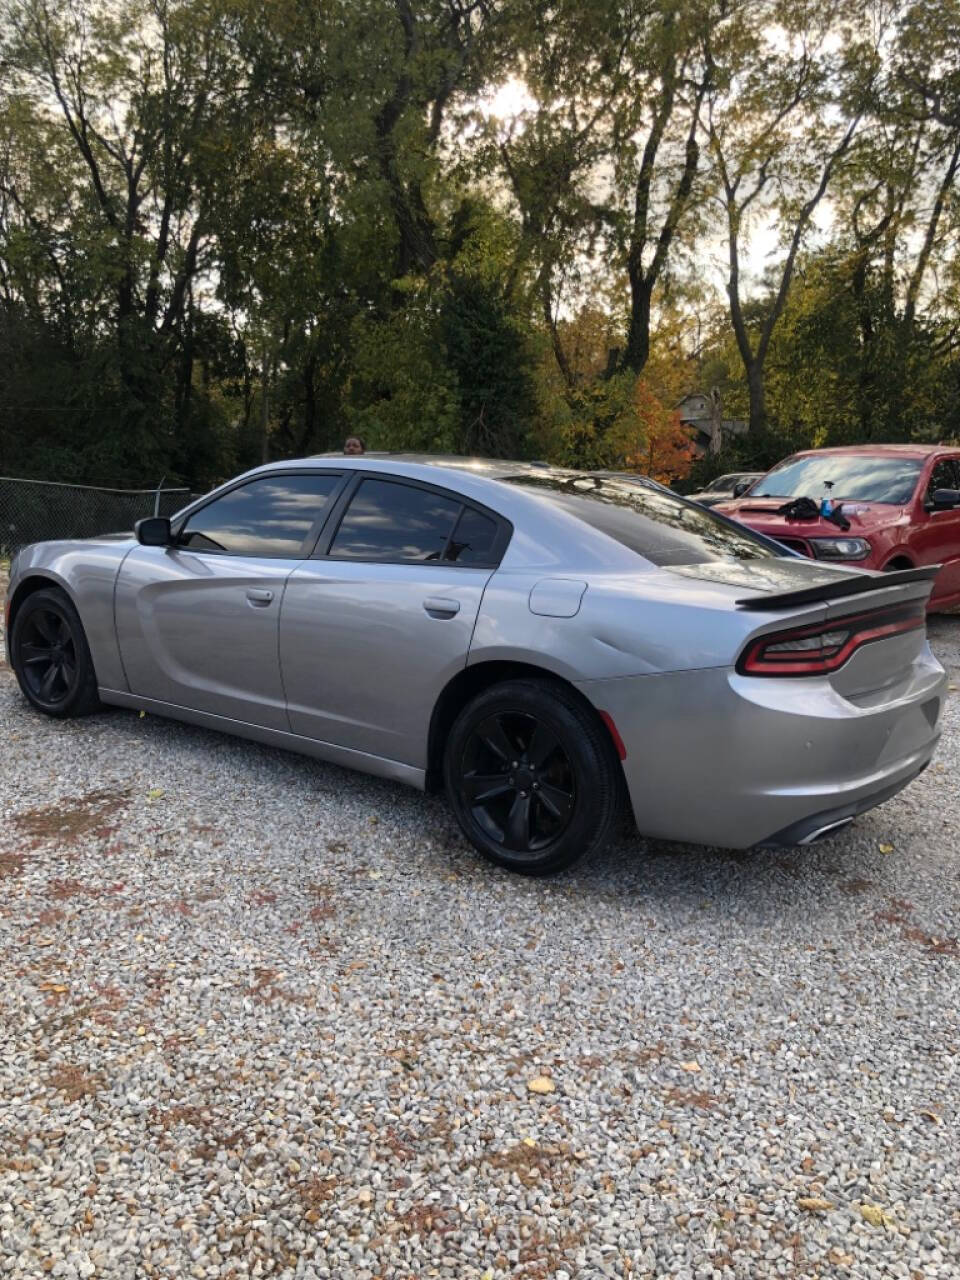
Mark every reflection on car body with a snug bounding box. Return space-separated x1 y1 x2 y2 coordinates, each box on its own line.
5 454 946 874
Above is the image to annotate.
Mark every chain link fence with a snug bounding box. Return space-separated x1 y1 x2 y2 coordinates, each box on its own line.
0 476 193 561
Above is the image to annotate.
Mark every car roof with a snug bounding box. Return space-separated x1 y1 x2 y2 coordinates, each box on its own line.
306 451 556 475
273 452 668 491
786 444 956 460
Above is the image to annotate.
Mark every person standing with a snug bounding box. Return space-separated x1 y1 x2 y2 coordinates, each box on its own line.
343 436 365 456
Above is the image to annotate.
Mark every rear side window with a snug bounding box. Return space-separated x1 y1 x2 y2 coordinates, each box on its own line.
503 474 778 565
178 473 341 557
447 507 499 565
330 479 462 562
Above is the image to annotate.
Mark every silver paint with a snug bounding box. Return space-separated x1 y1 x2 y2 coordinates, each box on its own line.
5 455 948 849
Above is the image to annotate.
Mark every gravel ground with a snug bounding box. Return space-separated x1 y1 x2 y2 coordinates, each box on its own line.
1 600 958 1280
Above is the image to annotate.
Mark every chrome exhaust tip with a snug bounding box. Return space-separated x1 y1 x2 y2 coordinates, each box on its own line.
797 816 855 845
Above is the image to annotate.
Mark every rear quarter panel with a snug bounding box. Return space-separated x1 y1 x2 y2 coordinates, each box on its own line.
8 539 133 690
469 567 827 681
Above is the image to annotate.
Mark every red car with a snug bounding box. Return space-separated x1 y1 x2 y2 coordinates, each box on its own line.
715 444 960 611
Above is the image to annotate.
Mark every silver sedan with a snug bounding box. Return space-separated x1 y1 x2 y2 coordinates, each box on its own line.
4 456 947 873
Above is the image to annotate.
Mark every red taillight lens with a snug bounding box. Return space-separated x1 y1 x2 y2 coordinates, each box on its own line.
737 601 925 677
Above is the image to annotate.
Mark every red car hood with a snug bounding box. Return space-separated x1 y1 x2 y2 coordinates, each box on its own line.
714 497 904 539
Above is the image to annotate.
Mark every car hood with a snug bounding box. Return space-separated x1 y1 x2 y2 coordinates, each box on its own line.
714 496 903 536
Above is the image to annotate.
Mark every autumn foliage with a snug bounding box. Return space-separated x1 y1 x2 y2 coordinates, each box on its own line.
609 380 697 486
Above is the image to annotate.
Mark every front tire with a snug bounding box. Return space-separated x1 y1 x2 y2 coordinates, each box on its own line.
444 678 622 875
10 587 102 718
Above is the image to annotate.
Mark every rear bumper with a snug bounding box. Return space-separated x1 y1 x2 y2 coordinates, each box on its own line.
756 764 929 846
577 645 946 849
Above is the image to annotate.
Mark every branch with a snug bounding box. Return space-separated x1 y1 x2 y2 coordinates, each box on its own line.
905 133 960 330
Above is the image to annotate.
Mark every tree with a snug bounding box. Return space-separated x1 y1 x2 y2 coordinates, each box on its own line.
0 0 249 480
705 0 879 432
490 0 720 389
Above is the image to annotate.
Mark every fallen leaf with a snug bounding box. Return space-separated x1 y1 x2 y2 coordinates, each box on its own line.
135 1026 146 1036
797 1196 833 1212
139 711 146 718
527 1076 556 1095
827 1248 854 1265
680 1061 702 1074
860 1203 897 1230
878 842 894 854
38 982 68 994
918 1108 942 1125
146 788 165 802
522 1136 537 1147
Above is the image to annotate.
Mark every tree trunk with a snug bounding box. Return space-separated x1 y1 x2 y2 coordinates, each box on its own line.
260 362 271 464
747 362 766 433
622 276 652 374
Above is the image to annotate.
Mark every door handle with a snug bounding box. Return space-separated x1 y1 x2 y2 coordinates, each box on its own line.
246 588 274 606
423 596 460 618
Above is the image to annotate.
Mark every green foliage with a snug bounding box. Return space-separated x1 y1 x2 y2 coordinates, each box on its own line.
0 0 959 491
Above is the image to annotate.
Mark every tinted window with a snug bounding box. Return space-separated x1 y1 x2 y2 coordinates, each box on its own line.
178 473 341 557
330 479 461 562
751 454 923 504
504 474 778 565
446 507 499 565
710 475 740 493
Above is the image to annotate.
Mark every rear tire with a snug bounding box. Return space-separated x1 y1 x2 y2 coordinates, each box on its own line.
10 587 102 718
444 678 622 875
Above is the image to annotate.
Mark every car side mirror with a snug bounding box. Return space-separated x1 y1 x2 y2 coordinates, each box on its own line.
135 516 172 546
930 488 960 512
732 479 753 498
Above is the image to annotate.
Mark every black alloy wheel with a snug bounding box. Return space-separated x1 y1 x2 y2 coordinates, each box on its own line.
17 606 78 706
445 678 623 875
460 710 576 854
10 588 101 718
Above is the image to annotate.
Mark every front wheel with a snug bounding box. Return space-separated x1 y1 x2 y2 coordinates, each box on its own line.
444 678 622 875
10 587 102 718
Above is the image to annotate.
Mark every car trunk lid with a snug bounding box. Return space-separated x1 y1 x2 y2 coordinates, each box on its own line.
671 560 938 699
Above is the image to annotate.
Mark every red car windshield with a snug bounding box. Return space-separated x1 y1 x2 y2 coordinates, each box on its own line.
751 455 923 504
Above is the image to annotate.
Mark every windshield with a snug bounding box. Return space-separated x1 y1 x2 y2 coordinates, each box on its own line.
751 455 923 504
503 474 780 566
709 474 741 493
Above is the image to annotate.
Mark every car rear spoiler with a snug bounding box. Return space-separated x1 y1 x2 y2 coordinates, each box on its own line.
735 565 940 611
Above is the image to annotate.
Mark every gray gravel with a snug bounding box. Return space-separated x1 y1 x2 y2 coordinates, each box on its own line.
1 609 959 1280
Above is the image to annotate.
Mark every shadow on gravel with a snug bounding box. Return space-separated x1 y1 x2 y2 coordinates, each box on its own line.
0 681 935 931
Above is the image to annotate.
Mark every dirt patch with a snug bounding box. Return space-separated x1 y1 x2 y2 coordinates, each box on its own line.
47 1063 102 1101
480 1142 566 1188
394 1201 460 1237
840 877 874 895
901 927 959 956
663 1086 722 1111
298 1174 338 1213
0 853 25 879
14 787 130 844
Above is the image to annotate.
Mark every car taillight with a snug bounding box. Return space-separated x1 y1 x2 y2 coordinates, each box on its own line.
737 601 926 677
